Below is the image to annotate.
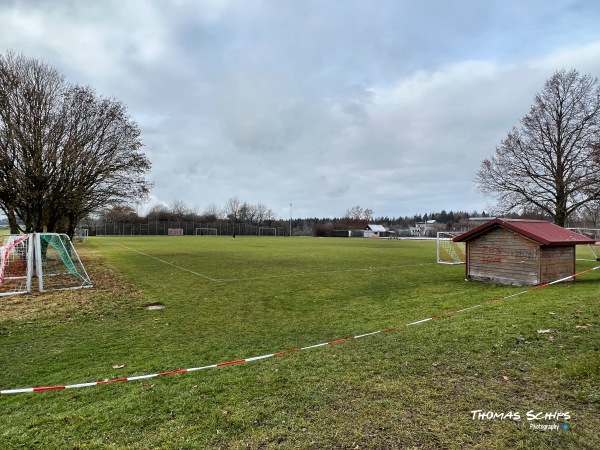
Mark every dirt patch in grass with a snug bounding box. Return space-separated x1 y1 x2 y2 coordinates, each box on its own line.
0 245 143 323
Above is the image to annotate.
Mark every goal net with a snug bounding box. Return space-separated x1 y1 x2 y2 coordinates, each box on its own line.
195 228 218 236
0 233 92 297
259 227 285 236
75 228 89 243
437 232 466 264
567 228 600 261
0 234 33 297
36 233 93 292
259 227 278 236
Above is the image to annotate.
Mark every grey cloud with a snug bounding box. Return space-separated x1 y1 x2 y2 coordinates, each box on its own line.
2 1 600 219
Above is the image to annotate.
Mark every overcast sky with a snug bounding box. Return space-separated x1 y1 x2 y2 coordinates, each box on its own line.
2 1 600 220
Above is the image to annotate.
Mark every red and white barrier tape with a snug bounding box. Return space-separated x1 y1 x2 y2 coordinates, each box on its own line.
2 265 598 395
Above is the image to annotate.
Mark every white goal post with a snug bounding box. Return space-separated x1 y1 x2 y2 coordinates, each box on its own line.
259 227 279 236
0 233 92 297
75 228 89 243
567 228 600 261
195 228 218 236
437 232 466 264
0 234 34 296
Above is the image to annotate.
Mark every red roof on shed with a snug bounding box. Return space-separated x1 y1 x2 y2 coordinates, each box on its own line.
453 218 596 246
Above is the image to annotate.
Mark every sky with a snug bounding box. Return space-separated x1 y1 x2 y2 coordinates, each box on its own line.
2 0 600 220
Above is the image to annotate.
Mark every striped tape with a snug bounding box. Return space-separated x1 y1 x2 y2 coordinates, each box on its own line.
2 264 598 395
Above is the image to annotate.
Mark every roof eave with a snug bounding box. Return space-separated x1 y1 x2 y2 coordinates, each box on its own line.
452 219 596 246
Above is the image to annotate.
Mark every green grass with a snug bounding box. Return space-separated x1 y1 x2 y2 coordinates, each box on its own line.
1 236 599 449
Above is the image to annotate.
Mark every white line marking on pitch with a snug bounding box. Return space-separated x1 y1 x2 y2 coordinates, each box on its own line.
111 242 221 282
111 241 434 283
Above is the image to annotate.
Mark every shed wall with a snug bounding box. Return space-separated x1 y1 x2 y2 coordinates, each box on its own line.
467 227 539 285
540 246 575 284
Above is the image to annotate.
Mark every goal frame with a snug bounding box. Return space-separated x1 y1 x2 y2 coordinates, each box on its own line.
567 228 600 261
437 232 466 265
75 228 89 243
0 233 92 297
195 227 218 236
0 234 34 297
258 227 279 236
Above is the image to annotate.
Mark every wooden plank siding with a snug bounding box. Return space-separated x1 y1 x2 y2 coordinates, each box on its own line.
540 246 575 284
467 227 540 285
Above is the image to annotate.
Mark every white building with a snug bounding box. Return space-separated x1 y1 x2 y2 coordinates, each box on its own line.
364 224 387 238
410 220 437 237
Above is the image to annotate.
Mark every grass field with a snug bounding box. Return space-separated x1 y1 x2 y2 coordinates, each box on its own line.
1 236 599 449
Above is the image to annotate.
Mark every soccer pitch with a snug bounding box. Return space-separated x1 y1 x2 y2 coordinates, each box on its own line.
1 236 599 449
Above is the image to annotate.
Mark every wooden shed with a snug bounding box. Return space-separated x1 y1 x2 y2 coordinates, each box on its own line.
453 219 595 286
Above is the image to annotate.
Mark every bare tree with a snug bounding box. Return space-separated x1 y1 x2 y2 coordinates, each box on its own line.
475 69 600 226
0 52 67 233
578 200 600 227
253 202 269 224
170 200 190 220
0 51 152 237
345 205 364 221
223 196 242 221
202 203 221 221
238 202 253 224
146 203 170 221
102 205 140 223
264 207 276 224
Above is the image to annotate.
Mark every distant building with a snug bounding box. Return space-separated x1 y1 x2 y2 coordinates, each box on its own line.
364 224 387 238
410 220 437 237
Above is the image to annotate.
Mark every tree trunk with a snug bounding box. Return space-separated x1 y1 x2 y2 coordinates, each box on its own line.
6 205 20 234
554 197 568 227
